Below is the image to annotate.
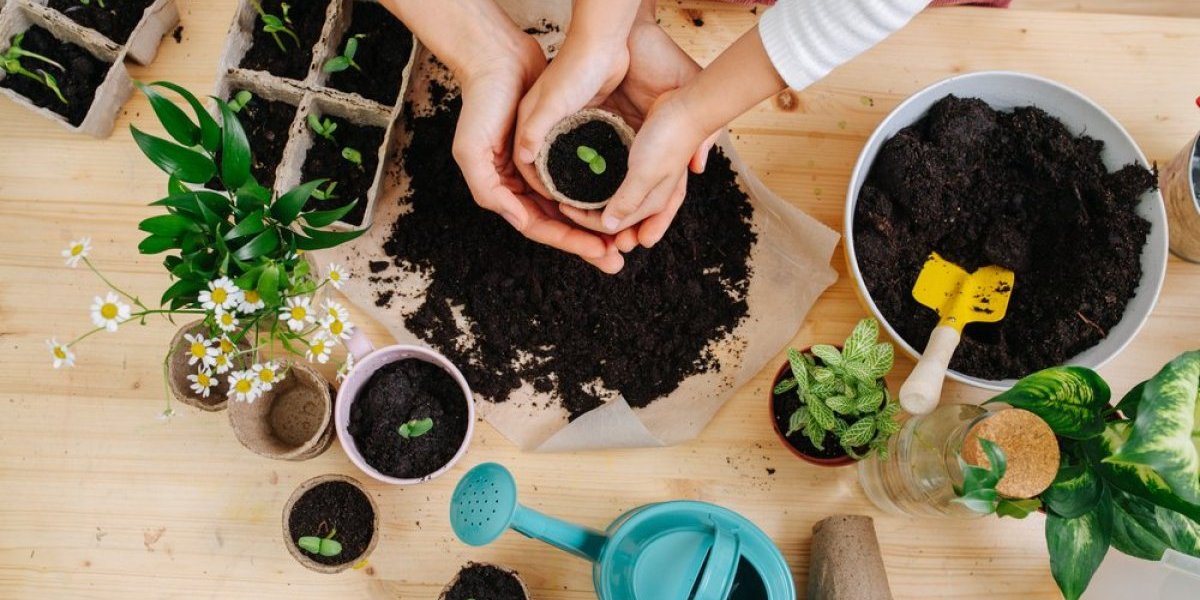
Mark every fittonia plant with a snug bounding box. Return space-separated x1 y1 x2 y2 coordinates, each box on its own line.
2 33 68 105
775 318 899 459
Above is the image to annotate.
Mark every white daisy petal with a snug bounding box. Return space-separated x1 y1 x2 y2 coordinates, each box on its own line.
326 263 347 290
90 292 131 333
46 338 76 369
237 288 265 314
215 308 240 333
305 335 332 364
62 237 92 268
183 332 219 368
187 369 218 398
279 296 314 332
199 277 243 311
227 370 262 403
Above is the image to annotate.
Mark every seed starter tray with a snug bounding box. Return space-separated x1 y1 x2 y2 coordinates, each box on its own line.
0 0 178 137
214 0 418 231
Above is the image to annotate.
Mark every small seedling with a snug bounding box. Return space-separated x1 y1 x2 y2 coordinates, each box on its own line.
323 34 364 73
397 417 433 439
251 0 300 53
952 437 1042 518
296 527 343 557
80 0 107 7
307 114 337 142
227 90 253 113
341 147 363 169
576 145 606 175
311 181 338 201
2 33 68 105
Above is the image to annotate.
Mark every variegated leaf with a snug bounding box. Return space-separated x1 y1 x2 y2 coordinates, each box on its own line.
843 318 879 362
866 343 895 380
1109 488 1200 561
808 396 837 431
787 406 809 436
805 420 827 450
841 417 876 447
774 377 798 395
841 359 874 384
1043 461 1102 519
986 366 1111 439
1046 491 1112 600
787 348 811 393
811 345 843 369
824 395 856 415
813 367 836 385
1088 422 1200 522
856 388 885 413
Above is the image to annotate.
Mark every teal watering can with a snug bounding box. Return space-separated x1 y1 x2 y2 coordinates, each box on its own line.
449 463 796 600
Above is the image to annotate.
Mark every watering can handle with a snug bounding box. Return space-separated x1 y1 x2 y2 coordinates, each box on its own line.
899 325 961 415
692 527 741 600
511 505 607 563
346 328 376 361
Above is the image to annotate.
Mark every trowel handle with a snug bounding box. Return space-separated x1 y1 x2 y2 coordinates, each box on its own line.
899 325 961 415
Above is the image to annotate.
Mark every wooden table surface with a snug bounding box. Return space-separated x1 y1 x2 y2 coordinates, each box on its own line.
1 1 1198 598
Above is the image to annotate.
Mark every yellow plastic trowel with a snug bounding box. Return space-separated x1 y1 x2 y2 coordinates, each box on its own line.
898 252 1015 415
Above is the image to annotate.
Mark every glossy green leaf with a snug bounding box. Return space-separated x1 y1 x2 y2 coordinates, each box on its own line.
223 209 266 241
1085 422 1200 522
232 229 279 261
130 126 216 184
294 226 366 251
300 198 358 228
1106 351 1200 505
136 81 199 146
1044 461 1104 519
234 265 263 291
1046 491 1112 600
986 366 1111 439
323 56 352 73
953 488 999 514
138 214 196 237
996 498 1042 519
216 101 252 190
1115 381 1148 420
1109 488 1200 561
150 81 221 152
257 264 280 306
149 193 200 217
273 179 326 225
843 318 879 363
160 278 206 306
138 235 178 254
167 176 189 197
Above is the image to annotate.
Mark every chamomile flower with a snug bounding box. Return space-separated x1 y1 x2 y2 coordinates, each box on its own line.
62 237 91 268
214 308 240 333
322 299 350 323
326 263 348 289
188 369 218 398
212 351 234 374
47 338 75 369
183 332 218 367
252 361 285 392
227 370 262 403
280 296 315 332
306 334 333 364
320 300 353 342
336 354 355 383
199 277 242 311
90 292 131 332
237 288 265 314
217 335 237 356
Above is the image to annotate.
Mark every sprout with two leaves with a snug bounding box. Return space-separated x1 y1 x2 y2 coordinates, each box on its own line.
2 32 67 105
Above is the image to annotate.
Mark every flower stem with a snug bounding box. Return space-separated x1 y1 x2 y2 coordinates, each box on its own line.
83 257 147 309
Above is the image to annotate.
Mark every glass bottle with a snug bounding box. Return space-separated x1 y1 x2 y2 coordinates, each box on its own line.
857 403 992 518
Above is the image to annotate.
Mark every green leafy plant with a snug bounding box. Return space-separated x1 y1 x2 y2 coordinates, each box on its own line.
227 90 253 113
2 32 68 105
398 417 433 439
952 438 1043 518
297 528 342 557
307 113 337 142
775 318 898 459
323 34 363 73
251 0 300 53
311 181 338 201
576 145 606 175
968 353 1200 600
341 146 362 168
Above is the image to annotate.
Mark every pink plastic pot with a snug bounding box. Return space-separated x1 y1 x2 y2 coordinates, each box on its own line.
335 330 475 485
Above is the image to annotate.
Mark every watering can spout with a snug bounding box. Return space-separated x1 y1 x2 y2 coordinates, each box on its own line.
511 505 607 562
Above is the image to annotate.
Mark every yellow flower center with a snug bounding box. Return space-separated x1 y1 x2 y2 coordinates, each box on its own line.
215 354 229 367
197 373 211 386
330 320 344 335
244 290 260 304
259 369 276 384
312 341 326 355
53 346 66 359
220 313 234 326
291 307 307 321
190 342 207 358
235 379 253 394
220 339 234 353
330 271 341 281
71 244 84 256
100 303 118 320
211 288 227 304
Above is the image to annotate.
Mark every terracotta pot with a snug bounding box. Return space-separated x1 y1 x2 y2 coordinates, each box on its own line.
282 474 379 574
438 562 530 600
228 361 334 461
165 320 242 412
534 108 634 210
768 346 857 467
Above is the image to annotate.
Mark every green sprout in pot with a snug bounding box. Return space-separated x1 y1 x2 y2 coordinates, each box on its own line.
307 113 338 143
226 90 253 114
341 147 363 169
251 0 300 53
323 34 364 73
776 318 899 459
2 33 68 105
955 352 1200 600
79 0 107 7
576 145 606 175
297 528 342 558
311 181 338 201
398 417 433 440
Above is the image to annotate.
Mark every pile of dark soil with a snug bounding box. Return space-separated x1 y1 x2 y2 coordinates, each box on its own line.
239 0 328 80
0 26 109 126
326 1 412 106
548 119 629 203
348 359 468 479
854 95 1155 380
443 563 527 600
232 94 296 188
300 116 383 226
286 480 374 566
48 0 154 44
381 86 757 419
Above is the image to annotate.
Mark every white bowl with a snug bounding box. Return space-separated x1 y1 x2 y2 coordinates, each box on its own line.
844 71 1168 390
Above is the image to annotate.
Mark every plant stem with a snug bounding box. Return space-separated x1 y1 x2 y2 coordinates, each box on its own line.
83 257 148 309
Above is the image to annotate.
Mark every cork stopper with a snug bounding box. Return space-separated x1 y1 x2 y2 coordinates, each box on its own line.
962 408 1059 499
534 108 635 210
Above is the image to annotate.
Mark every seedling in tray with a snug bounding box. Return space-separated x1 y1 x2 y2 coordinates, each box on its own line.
323 34 363 73
251 0 300 53
2 33 68 105
226 90 253 113
297 528 342 557
341 146 363 169
79 0 107 7
307 113 338 142
311 181 338 201
397 417 433 440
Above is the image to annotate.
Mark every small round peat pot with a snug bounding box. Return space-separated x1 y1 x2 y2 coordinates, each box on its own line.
228 361 334 461
768 360 854 467
335 331 474 485
1163 132 1200 262
535 108 634 210
166 320 244 412
283 474 379 574
439 562 530 600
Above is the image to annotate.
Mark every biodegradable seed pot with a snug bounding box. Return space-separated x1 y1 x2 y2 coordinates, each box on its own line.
1163 132 1200 262
808 515 894 600
46 0 155 46
440 562 529 600
239 0 330 81
535 108 633 210
283 474 378 574
0 24 112 127
321 0 413 106
335 330 474 485
166 320 246 412
228 361 334 461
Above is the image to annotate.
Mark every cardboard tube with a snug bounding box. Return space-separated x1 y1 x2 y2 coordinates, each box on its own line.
808 515 893 600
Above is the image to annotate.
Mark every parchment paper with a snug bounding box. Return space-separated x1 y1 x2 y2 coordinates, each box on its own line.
313 0 840 452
